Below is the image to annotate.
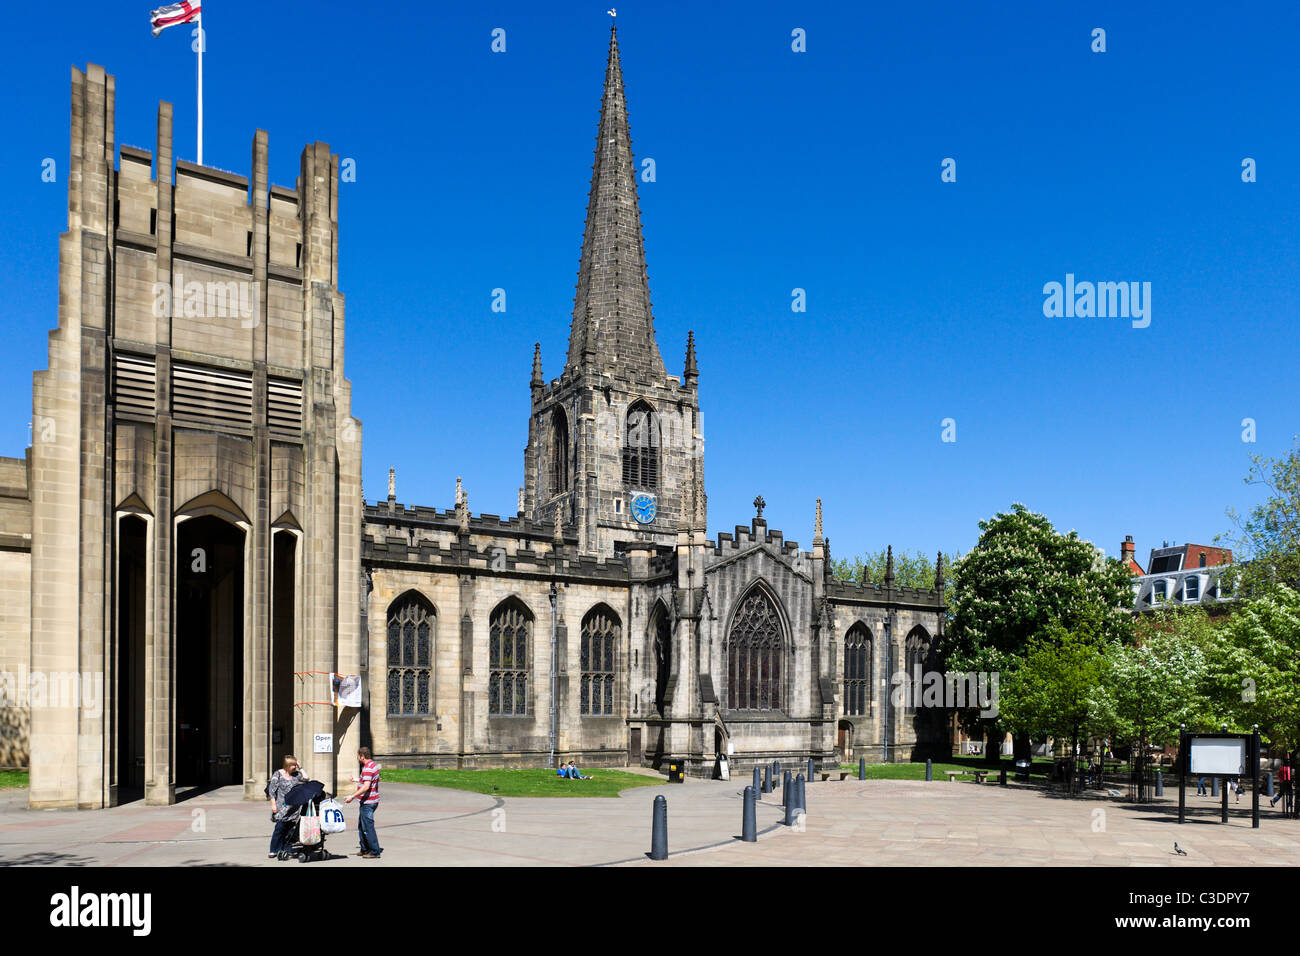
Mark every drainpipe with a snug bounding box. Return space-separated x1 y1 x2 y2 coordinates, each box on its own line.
883 615 892 763
549 581 558 766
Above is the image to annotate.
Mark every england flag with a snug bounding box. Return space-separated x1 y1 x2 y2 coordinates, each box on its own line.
150 1 201 37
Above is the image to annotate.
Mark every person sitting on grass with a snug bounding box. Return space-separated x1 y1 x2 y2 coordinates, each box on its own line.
557 762 571 779
567 760 592 780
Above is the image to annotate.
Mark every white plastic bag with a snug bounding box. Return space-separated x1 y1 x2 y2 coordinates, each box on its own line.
320 798 346 834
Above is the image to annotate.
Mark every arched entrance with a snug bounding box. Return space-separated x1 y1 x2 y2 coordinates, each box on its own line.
175 515 245 789
837 719 853 761
115 515 148 800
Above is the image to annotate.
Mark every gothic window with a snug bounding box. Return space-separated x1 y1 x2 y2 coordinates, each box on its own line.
844 623 871 716
386 593 434 716
904 626 932 713
489 598 531 716
726 588 784 712
652 603 671 714
580 605 619 716
549 406 569 496
622 400 659 490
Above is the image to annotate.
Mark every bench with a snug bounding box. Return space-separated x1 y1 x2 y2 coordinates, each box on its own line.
819 771 851 782
944 769 996 783
943 770 969 782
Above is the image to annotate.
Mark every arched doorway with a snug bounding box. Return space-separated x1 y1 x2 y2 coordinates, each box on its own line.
837 719 853 761
175 515 245 789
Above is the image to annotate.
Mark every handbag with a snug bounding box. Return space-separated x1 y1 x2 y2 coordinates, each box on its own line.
298 801 322 846
320 798 347 834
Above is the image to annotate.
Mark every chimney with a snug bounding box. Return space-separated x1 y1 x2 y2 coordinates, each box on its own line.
1121 535 1135 566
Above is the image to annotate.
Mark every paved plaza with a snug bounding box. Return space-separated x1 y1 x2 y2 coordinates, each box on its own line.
0 777 1296 867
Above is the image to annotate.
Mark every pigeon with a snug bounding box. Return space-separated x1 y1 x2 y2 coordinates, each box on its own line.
1174 842 1188 856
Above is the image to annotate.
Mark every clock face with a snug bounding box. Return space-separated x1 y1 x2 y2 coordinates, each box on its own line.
630 493 657 525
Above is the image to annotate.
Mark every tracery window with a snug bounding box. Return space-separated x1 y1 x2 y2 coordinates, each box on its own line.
652 604 671 714
387 593 434 716
843 623 872 716
489 599 531 716
622 401 659 489
580 605 619 716
904 626 932 713
727 588 784 711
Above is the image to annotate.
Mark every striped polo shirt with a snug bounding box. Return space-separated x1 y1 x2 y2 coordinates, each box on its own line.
359 760 380 806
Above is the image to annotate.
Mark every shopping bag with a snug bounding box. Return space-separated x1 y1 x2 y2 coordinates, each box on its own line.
299 802 322 846
320 798 346 834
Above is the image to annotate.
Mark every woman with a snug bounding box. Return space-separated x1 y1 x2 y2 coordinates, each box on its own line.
267 755 307 859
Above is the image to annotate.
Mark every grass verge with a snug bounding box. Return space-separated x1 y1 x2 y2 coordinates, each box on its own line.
380 767 665 798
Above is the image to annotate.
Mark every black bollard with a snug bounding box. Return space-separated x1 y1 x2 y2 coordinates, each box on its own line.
1265 771 1274 798
763 764 773 794
784 794 796 827
858 757 866 781
1156 770 1164 797
774 760 782 782
782 774 790 808
999 767 1007 786
753 766 762 798
783 769 792 797
1211 776 1219 797
808 757 816 783
649 795 668 861
742 786 757 842
925 758 933 782
795 772 806 812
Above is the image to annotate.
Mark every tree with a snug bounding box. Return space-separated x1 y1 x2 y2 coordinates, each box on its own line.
998 623 1108 791
1223 444 1300 596
1100 620 1208 799
946 504 1135 760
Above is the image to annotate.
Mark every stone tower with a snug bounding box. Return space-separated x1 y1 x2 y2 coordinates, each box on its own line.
26 65 362 807
523 24 704 556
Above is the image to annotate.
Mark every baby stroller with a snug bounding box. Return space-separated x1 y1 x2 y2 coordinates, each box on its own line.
279 780 341 863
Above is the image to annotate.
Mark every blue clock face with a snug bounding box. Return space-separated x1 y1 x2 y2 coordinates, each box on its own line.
630 493 657 525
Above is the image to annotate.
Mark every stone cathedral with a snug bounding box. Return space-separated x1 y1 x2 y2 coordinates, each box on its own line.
0 26 947 808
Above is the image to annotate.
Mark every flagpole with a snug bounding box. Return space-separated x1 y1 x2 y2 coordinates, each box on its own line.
196 9 203 165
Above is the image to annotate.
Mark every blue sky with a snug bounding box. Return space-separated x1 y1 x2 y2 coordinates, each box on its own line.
1 1 1296 565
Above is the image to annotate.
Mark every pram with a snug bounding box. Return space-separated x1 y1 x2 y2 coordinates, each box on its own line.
279 780 337 863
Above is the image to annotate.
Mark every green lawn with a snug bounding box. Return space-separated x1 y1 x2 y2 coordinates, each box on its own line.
0 770 29 789
380 767 665 798
837 757 1053 781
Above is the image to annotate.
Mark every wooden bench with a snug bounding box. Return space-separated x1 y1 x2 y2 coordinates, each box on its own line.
819 770 851 782
944 769 996 783
944 770 969 782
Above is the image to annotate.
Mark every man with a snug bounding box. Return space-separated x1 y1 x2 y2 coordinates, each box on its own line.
1271 759 1293 810
345 747 382 859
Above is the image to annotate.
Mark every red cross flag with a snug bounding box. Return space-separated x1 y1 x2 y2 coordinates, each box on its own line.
150 1 201 37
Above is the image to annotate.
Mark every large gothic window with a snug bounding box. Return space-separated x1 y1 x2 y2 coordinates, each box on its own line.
580 605 619 716
844 623 872 716
726 588 784 711
651 603 671 714
549 407 569 496
387 593 434 716
904 626 932 713
489 599 532 716
622 401 659 490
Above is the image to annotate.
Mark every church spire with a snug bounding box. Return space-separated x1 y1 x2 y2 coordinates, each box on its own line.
565 22 666 379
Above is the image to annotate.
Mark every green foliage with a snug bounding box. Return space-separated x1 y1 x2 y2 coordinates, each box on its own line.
998 623 1109 744
832 548 952 592
1223 445 1300 596
946 504 1135 682
1102 620 1208 750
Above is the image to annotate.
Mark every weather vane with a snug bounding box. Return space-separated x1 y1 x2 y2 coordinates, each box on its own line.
607 8 617 17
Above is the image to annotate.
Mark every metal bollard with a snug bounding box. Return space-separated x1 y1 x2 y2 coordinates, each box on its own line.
742 786 757 842
753 766 762 798
774 760 782 781
649 795 668 861
859 757 866 781
925 758 933 782
808 757 816 783
1156 770 1164 797
784 794 796 827
763 764 773 794
999 767 1007 786
1211 776 1219 797
795 773 806 812
783 769 792 797
1265 771 1274 798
